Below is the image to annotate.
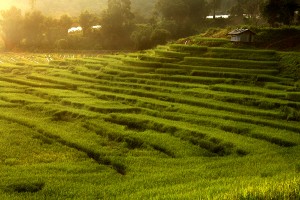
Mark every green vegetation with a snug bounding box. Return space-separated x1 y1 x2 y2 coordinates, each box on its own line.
0 44 299 199
1 0 300 51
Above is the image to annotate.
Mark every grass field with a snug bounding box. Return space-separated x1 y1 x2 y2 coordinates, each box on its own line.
0 47 299 199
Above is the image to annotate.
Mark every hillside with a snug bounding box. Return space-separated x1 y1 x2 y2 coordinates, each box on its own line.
0 43 299 199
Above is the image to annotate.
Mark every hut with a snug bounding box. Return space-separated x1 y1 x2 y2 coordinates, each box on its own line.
228 29 256 43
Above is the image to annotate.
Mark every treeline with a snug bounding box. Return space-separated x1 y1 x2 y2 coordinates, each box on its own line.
0 0 237 17
0 0 299 51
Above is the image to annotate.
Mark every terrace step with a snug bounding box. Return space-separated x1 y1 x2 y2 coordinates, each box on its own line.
154 50 190 60
169 44 208 55
182 57 278 69
202 47 278 61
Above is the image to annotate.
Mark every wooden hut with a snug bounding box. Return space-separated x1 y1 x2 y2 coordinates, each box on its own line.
228 29 256 43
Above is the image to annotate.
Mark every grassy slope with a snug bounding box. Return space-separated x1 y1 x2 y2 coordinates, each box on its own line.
0 46 299 199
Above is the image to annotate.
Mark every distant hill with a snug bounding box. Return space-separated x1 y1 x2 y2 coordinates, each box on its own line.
0 0 156 17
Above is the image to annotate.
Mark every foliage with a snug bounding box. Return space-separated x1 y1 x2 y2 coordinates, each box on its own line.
79 11 97 37
279 52 300 79
262 0 299 27
100 0 135 49
0 7 23 50
131 24 170 50
22 11 46 49
155 0 210 39
0 45 299 198
255 27 300 50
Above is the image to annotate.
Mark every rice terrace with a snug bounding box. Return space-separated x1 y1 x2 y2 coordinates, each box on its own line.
0 0 300 199
0 42 298 199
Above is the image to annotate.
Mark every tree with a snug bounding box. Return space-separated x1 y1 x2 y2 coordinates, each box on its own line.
155 0 209 38
0 7 24 50
131 24 170 50
100 0 135 49
131 24 153 50
156 0 209 24
208 0 222 19
59 14 73 37
79 11 97 37
23 11 46 48
186 0 210 24
262 0 299 26
43 16 59 48
229 0 263 25
155 0 189 23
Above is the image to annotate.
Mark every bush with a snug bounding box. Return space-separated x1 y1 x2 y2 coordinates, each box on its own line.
150 28 170 46
131 24 170 50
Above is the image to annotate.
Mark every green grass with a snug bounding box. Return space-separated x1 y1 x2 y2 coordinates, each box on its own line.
278 52 300 80
169 44 208 55
183 57 278 69
122 58 163 68
202 47 278 61
210 84 287 99
179 37 230 47
138 54 179 63
154 49 190 59
0 76 64 88
163 63 279 75
0 47 299 199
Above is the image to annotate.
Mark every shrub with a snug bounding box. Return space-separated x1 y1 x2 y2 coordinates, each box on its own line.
150 28 170 46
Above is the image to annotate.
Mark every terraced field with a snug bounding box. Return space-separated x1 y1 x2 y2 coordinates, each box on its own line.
0 47 299 199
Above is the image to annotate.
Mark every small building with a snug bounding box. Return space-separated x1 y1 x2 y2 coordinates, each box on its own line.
228 29 256 43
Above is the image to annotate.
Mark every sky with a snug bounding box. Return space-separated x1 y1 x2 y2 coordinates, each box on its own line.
0 0 105 16
0 1 30 10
